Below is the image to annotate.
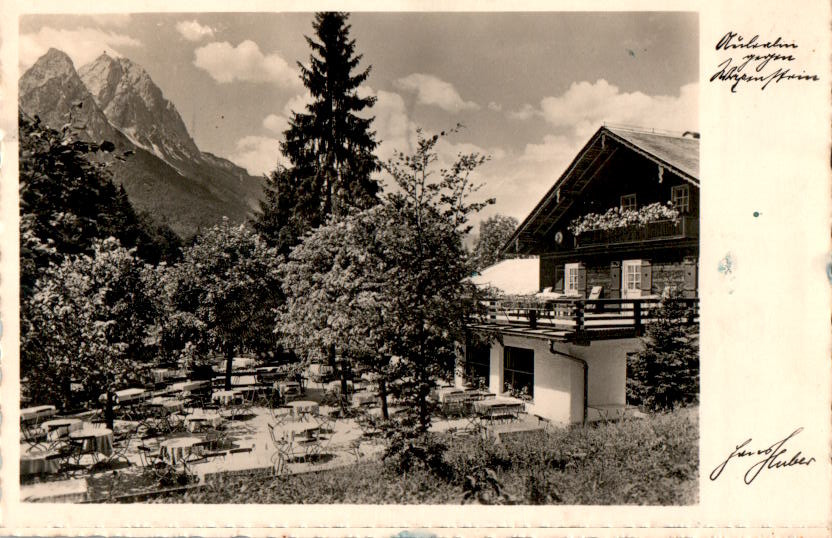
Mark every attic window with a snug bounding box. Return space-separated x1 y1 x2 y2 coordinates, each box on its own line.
620 194 637 212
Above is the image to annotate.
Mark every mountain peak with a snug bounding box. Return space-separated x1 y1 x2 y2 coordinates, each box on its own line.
29 48 77 78
78 52 202 166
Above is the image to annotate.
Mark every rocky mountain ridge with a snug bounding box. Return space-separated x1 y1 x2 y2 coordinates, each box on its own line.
19 48 265 238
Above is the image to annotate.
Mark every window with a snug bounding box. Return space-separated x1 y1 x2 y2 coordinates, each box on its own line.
671 184 690 213
620 193 637 212
465 343 490 388
504 346 534 399
565 263 580 296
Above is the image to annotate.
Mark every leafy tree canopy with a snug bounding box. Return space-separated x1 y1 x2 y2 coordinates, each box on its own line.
21 238 158 413
159 219 283 388
470 214 519 271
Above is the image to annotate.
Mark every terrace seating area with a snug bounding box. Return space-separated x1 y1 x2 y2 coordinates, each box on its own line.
20 359 551 502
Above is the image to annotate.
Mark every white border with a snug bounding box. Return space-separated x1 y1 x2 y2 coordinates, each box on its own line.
2 0 830 533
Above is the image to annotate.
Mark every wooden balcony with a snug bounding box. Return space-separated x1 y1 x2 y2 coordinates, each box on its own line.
469 297 699 344
574 216 698 249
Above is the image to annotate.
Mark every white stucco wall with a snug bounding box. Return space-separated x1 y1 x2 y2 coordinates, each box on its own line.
463 335 641 425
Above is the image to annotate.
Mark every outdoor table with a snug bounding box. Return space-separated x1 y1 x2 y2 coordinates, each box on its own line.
289 422 321 441
69 427 114 457
41 417 83 441
353 391 377 406
21 405 57 424
232 357 257 370
170 380 211 393
151 368 177 383
184 412 224 432
434 387 465 403
98 387 147 404
464 390 496 402
288 400 319 420
212 390 243 405
20 445 61 476
277 381 302 398
232 386 259 400
159 436 205 465
146 397 185 413
325 380 354 394
472 397 525 414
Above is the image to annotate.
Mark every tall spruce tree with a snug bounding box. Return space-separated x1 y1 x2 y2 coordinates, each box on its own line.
255 12 380 252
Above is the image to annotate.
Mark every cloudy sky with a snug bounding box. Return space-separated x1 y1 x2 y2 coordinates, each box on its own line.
20 12 698 224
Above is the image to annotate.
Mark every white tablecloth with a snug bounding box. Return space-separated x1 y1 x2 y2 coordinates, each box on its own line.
20 445 60 475
353 391 377 406
472 397 525 414
99 388 147 404
41 418 83 441
146 397 185 413
184 413 224 432
434 387 465 403
21 405 57 422
288 400 319 417
69 428 114 456
160 436 204 465
212 390 242 405
170 380 211 393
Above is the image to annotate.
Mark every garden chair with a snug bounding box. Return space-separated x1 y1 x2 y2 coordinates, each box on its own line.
267 423 295 476
268 405 294 426
313 411 335 434
441 392 468 419
348 439 363 462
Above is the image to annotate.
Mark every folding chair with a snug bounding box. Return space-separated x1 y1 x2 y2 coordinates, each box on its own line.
267 423 295 475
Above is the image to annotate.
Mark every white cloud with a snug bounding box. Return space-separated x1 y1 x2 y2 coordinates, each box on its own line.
262 92 314 134
518 134 578 164
176 20 215 42
20 26 142 70
487 101 502 112
472 81 698 228
229 135 287 176
539 79 699 137
507 103 538 121
262 114 290 134
193 40 300 87
88 14 132 28
394 73 479 113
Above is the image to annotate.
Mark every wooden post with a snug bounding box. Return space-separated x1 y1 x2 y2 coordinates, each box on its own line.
529 308 537 329
574 301 585 333
633 300 643 336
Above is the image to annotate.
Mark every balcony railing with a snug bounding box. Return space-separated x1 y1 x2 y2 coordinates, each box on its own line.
476 297 699 340
575 216 698 248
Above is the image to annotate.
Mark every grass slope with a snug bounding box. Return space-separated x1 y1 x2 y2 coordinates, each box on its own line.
153 406 698 505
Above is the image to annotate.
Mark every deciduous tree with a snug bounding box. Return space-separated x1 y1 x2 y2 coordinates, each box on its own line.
470 214 518 271
21 239 158 425
159 220 283 389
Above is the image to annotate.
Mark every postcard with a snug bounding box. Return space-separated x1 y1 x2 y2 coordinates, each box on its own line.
1 0 829 535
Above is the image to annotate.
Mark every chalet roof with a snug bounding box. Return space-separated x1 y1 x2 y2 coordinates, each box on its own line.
606 126 699 182
502 125 699 255
468 257 539 295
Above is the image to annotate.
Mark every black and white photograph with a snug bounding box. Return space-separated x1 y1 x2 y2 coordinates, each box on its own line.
4 1 830 534
17 11 701 505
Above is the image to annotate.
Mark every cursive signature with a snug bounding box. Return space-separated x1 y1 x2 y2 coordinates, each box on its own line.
710 427 816 484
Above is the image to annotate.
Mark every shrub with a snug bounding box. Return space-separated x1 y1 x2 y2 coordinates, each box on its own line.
627 294 699 411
